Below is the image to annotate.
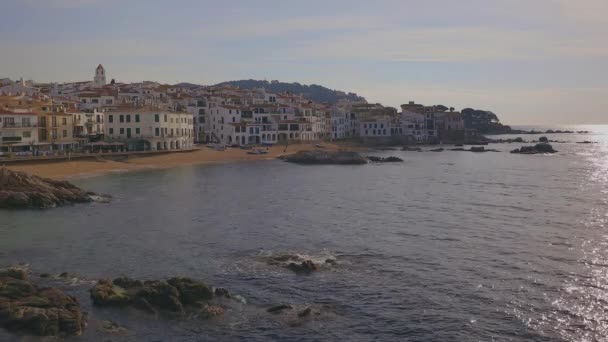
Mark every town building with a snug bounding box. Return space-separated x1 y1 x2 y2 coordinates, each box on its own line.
104 107 194 151
0 106 39 153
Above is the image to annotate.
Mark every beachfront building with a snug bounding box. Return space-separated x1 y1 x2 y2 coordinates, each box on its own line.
186 98 208 143
37 105 77 151
400 101 438 144
0 106 39 153
70 109 105 142
104 107 194 151
359 117 391 138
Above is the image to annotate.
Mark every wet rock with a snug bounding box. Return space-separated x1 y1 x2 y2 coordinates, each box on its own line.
100 320 128 335
167 277 213 305
298 307 312 318
429 148 444 152
214 287 231 299
267 304 294 314
324 259 336 265
287 260 318 275
367 156 403 163
539 136 549 143
283 150 367 165
39 273 51 279
402 146 422 152
510 143 557 154
58 272 69 278
0 267 27 280
469 146 486 152
196 303 225 319
90 279 131 306
0 167 108 209
0 269 85 336
90 277 219 316
577 141 595 144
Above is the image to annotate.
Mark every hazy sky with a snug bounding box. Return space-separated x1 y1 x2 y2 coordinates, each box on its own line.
1 0 607 124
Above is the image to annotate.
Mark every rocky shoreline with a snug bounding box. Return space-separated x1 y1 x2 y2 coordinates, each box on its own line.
0 255 335 338
0 167 109 209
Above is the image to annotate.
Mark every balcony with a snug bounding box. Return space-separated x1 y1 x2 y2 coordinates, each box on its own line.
2 123 37 128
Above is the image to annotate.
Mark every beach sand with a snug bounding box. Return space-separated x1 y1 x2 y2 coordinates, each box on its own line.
4 143 354 179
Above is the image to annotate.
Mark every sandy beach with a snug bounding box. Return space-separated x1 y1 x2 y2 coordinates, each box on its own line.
3 143 354 180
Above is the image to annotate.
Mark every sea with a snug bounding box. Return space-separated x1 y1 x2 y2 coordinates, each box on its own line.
1 125 608 341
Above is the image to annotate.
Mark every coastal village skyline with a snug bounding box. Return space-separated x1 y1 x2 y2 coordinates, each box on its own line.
0 63 485 154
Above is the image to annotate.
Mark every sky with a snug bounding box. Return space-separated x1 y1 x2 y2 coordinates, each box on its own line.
1 0 607 125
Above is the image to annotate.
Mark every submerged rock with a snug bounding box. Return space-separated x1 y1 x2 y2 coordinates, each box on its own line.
367 156 403 163
283 150 367 165
196 303 225 319
510 143 557 154
287 260 318 275
0 167 109 209
90 277 219 316
267 304 294 314
0 267 86 337
402 146 422 152
429 148 444 152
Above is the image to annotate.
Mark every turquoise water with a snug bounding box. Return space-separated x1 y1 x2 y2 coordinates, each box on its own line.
1 126 608 341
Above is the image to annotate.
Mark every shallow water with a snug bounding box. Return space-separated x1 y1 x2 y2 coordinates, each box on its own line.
2 126 608 341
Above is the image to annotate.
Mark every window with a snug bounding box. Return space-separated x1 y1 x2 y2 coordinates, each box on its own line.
62 118 67 125
22 131 31 138
126 115 131 123
164 115 167 122
109 115 113 123
109 128 114 135
232 117 235 123
154 114 159 122
120 128 124 134
119 115 124 123
135 114 140 123
136 128 140 134
62 130 67 138
155 127 160 136
51 129 57 139
92 99 99 104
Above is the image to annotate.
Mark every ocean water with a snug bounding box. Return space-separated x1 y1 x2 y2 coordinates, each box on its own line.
1 125 608 341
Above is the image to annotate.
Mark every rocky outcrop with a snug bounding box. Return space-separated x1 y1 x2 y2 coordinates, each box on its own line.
0 167 108 209
287 261 318 275
90 277 220 316
510 143 557 154
0 267 86 337
282 151 367 165
367 156 403 163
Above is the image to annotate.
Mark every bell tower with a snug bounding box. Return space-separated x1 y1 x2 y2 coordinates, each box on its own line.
94 64 107 87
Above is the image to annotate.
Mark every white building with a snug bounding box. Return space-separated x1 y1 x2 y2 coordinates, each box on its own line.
104 108 194 151
0 107 39 152
359 117 391 138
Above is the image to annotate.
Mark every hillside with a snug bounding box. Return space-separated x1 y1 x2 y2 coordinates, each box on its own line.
215 79 365 104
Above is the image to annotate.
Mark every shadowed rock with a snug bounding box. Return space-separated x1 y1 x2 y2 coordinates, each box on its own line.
510 143 557 154
0 267 86 337
367 156 403 163
283 151 367 165
287 260 318 275
90 277 217 316
0 167 109 209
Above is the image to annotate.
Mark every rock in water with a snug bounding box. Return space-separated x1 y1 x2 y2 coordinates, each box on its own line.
90 277 218 316
267 304 294 314
0 167 107 209
283 151 367 165
367 156 403 163
0 267 86 337
510 143 557 154
287 260 318 274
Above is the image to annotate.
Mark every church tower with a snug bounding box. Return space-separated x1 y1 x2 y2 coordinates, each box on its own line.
94 64 107 87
